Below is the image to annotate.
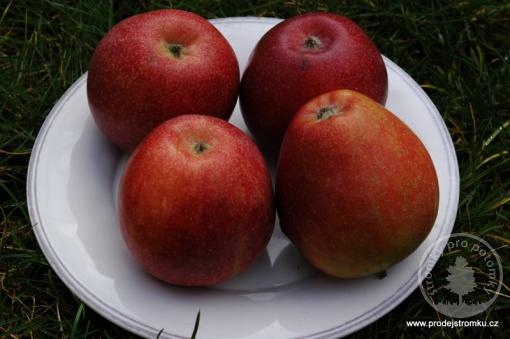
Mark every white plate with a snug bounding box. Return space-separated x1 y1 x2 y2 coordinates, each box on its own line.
27 17 459 339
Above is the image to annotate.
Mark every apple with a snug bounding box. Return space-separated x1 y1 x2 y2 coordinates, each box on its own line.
87 9 240 151
276 90 439 278
119 115 275 286
240 12 388 151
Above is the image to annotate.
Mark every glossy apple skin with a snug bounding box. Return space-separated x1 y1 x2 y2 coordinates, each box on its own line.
276 90 439 278
87 9 240 151
119 115 274 286
240 12 387 151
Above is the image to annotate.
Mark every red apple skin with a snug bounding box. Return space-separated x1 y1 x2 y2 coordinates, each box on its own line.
87 9 240 151
240 12 388 151
119 115 274 286
276 90 439 278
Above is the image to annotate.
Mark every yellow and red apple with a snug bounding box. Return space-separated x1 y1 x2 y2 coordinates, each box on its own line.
120 115 275 286
87 9 240 151
276 90 439 278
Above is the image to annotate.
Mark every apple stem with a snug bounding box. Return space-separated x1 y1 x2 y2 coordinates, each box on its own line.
376 270 387 279
168 43 184 59
304 36 322 49
193 142 209 154
316 106 338 120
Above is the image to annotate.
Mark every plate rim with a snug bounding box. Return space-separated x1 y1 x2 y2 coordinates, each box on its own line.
26 16 460 339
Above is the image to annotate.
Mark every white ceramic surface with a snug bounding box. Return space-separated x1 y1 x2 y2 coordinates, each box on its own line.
27 17 459 339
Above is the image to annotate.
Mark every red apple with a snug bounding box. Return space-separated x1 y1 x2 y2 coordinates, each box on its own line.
276 90 439 278
87 9 240 151
240 12 387 151
120 115 274 286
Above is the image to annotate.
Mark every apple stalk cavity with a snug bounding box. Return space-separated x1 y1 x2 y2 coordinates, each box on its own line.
168 43 184 59
193 142 209 154
304 36 322 49
316 106 338 120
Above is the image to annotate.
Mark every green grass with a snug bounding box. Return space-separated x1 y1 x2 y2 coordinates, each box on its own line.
1 0 509 338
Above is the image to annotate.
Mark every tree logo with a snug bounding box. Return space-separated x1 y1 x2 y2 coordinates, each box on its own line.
418 233 503 318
